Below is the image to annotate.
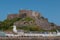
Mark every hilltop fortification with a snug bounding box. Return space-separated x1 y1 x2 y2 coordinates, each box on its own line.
7 10 57 30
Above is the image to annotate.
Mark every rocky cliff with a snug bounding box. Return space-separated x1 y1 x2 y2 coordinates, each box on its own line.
7 10 58 31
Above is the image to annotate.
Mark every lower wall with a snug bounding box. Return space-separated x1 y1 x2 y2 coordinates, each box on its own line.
0 36 60 40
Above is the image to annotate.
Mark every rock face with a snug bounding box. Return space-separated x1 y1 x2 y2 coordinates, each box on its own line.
7 10 57 30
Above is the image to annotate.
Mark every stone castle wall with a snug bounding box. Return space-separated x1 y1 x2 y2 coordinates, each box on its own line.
7 10 40 20
0 36 60 40
7 14 18 20
7 10 57 30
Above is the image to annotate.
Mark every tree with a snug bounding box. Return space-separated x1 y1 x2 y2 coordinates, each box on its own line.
0 17 21 31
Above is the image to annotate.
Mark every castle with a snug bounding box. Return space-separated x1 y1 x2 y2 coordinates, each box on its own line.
7 10 58 30
7 10 40 20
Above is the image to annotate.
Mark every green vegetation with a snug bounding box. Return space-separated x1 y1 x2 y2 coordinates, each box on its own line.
17 25 46 32
0 17 21 31
0 17 34 31
22 17 34 22
0 17 58 32
24 17 33 21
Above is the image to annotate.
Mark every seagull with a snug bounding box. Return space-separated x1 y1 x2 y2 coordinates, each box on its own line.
13 25 17 33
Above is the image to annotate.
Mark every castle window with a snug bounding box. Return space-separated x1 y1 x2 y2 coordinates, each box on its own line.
21 13 27 18
23 13 26 17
